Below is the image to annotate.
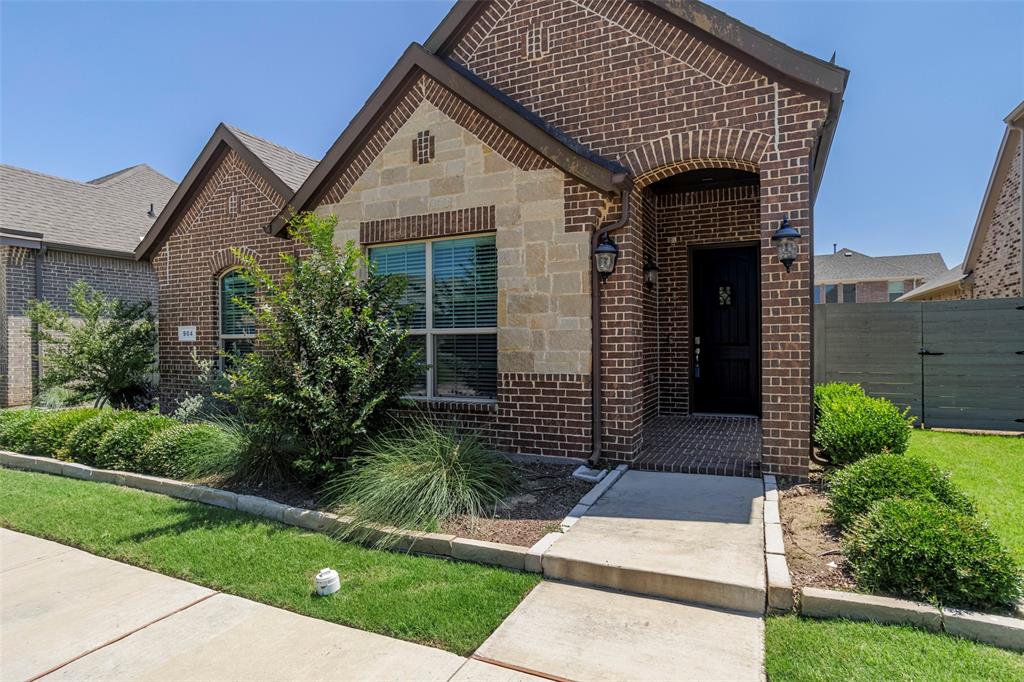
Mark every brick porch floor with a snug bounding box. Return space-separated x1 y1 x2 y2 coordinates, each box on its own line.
633 414 762 477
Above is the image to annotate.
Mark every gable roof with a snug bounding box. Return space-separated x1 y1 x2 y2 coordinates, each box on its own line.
962 101 1024 273
135 123 317 260
425 0 849 196
268 43 630 236
895 263 968 301
0 163 176 258
815 248 948 283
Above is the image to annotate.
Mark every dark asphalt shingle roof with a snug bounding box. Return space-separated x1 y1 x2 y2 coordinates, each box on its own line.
225 125 318 192
814 248 948 282
0 163 177 255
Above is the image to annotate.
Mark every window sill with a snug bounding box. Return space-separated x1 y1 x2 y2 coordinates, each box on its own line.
401 397 498 413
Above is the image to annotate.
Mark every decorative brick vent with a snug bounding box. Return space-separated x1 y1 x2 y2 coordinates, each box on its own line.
524 23 548 59
412 130 435 164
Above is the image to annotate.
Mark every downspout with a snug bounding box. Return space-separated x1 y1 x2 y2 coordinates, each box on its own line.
31 244 47 399
589 174 634 466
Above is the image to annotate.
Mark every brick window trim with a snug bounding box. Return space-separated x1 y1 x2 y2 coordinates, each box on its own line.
359 205 496 245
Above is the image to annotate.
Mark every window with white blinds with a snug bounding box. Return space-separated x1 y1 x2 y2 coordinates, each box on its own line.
370 235 497 400
220 269 256 368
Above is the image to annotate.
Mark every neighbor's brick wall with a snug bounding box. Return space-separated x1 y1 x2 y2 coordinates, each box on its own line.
446 0 828 475
150 149 307 411
972 137 1022 299
1 246 155 407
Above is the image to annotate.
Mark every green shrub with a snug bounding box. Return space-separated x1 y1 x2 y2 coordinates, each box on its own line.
93 414 176 472
138 422 242 479
0 409 45 452
827 454 976 529
844 498 1023 610
27 408 103 459
324 419 516 545
64 410 141 466
814 382 865 418
814 395 913 466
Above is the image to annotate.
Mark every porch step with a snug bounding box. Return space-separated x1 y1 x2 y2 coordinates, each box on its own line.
542 471 766 613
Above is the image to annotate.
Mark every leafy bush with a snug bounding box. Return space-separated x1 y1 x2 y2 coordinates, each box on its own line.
844 498 1023 610
138 422 242 479
814 382 865 418
27 408 103 459
324 419 516 545
814 395 913 466
221 212 422 482
827 454 976 529
64 410 141 466
0 409 45 452
27 280 156 409
93 414 176 472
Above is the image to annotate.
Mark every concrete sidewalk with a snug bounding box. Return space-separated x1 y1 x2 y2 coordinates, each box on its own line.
0 529 531 681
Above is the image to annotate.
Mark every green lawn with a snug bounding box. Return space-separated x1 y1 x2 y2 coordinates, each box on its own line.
909 429 1024 563
766 616 1024 681
0 467 538 655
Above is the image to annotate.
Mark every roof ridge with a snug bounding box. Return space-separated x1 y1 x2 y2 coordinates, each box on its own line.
1 163 106 189
223 124 317 163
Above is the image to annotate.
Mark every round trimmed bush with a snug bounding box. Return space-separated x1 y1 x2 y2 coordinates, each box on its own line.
0 409 45 452
814 395 913 466
827 453 976 529
65 410 142 466
27 408 103 459
94 414 177 472
844 498 1023 610
138 422 242 479
814 382 865 418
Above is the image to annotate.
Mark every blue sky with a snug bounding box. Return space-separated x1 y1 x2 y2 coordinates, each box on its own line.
2 1 1021 265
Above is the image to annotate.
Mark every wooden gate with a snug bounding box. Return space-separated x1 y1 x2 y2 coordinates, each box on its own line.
813 298 1024 431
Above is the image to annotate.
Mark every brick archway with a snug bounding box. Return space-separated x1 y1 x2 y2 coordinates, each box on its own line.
206 246 259 276
622 128 771 187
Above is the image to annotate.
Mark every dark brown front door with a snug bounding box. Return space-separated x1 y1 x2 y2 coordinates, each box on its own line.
692 244 760 415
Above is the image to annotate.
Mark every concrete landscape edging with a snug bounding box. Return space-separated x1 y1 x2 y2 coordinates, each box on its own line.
762 474 793 614
558 464 627 531
800 587 1024 652
0 450 569 575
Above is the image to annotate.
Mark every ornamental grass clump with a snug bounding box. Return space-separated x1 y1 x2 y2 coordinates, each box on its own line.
27 407 103 459
94 413 177 472
324 419 516 546
139 422 243 479
0 409 45 452
844 498 1023 610
827 453 976 529
64 410 141 465
814 394 914 466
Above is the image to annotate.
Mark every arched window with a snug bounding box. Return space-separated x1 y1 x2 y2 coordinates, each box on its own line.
219 268 255 367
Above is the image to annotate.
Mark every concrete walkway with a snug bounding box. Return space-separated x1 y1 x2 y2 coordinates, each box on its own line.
544 471 766 612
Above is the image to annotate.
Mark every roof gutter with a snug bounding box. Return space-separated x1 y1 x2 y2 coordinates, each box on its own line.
589 173 634 466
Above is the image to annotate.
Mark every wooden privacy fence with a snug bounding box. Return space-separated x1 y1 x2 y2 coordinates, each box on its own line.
814 298 1024 431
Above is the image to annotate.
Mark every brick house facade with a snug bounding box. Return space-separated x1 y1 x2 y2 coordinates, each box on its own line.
0 164 174 406
141 0 847 479
901 102 1023 302
813 247 946 304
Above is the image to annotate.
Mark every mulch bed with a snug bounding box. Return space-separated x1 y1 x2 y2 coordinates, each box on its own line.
208 461 593 549
779 474 856 591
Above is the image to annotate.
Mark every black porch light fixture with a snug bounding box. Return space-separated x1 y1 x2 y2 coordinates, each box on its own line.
593 233 619 281
771 215 801 273
643 256 660 288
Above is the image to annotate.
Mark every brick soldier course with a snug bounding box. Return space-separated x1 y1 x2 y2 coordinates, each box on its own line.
139 0 849 479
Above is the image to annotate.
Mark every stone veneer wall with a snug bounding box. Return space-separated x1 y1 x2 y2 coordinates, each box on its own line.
973 138 1022 299
1 246 156 407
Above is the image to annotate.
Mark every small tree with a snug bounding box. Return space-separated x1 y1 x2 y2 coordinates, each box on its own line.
222 212 422 481
27 281 156 408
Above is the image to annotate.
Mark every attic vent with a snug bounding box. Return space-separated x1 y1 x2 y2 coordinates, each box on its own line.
412 130 435 164
228 191 238 216
524 22 549 59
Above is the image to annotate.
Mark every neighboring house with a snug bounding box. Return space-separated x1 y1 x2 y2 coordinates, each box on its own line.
136 0 848 479
813 247 947 303
0 164 176 407
899 101 1023 302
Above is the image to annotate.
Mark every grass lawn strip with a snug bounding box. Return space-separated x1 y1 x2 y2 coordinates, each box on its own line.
766 616 1024 682
0 467 539 655
909 430 1024 564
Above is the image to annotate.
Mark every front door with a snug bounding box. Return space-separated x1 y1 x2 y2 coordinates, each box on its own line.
692 244 760 415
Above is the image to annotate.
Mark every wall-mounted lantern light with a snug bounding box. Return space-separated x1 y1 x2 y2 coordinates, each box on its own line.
643 257 660 288
593 234 620 281
771 215 801 273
